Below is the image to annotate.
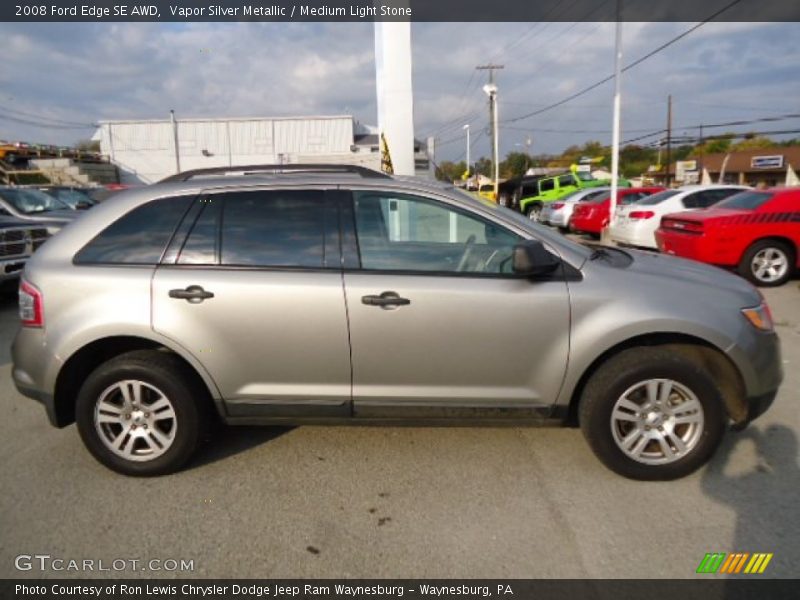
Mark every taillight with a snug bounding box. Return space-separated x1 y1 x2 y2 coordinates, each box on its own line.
552 203 564 210
629 211 655 220
663 219 704 233
19 280 43 328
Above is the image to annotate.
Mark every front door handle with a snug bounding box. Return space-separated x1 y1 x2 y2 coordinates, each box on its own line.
362 291 411 308
169 285 214 303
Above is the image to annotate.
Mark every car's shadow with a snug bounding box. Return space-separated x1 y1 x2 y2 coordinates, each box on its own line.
189 423 293 470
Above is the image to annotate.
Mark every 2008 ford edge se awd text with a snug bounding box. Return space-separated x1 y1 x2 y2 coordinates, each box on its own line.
11 165 783 479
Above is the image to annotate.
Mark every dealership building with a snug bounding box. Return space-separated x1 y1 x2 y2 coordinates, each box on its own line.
94 115 432 184
670 146 800 187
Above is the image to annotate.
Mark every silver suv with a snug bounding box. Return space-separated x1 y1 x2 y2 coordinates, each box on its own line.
11 165 783 479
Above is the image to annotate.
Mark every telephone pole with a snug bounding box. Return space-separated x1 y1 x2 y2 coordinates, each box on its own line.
665 95 672 187
477 64 503 202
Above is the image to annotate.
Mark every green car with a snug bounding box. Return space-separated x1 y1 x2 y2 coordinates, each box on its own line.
520 172 630 220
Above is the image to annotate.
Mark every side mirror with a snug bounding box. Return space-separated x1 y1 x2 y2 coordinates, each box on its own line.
513 240 561 277
76 201 92 210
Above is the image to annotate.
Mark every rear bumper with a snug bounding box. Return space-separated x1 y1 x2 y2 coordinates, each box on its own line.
12 327 64 427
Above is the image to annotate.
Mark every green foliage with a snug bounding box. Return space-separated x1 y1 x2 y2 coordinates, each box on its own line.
434 160 467 182
499 152 530 178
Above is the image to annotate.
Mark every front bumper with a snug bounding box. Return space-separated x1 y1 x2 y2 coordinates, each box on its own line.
727 329 783 426
0 257 27 281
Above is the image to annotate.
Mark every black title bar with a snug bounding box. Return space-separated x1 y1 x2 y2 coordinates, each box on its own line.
3 579 800 600
3 0 800 22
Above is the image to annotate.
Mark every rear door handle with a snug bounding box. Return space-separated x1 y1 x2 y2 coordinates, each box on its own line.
168 285 214 303
362 291 411 308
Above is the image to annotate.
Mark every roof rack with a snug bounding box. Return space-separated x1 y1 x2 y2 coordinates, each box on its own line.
159 163 391 183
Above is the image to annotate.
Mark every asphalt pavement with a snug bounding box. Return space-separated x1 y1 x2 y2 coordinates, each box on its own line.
0 281 798 580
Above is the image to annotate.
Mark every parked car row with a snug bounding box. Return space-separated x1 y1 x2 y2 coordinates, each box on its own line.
0 184 124 291
540 183 800 287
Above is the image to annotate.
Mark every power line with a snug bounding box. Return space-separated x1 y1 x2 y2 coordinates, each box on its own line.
501 0 746 125
0 112 96 130
0 103 97 128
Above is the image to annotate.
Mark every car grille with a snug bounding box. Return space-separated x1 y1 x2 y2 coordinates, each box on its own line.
0 229 26 257
30 228 49 250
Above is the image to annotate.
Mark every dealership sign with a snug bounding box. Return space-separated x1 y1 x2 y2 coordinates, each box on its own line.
751 155 784 169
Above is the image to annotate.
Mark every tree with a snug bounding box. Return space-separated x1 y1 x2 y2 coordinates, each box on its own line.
434 161 466 183
500 152 530 178
474 157 492 177
731 135 777 151
75 139 101 152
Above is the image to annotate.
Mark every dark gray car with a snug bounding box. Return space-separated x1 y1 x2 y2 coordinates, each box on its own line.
11 165 783 479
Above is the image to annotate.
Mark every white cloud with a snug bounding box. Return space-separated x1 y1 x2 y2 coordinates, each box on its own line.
1 21 798 161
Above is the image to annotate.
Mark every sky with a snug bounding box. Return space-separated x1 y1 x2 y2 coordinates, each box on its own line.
1 21 799 162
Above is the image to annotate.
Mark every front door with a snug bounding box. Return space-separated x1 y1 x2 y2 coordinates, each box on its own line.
342 190 571 419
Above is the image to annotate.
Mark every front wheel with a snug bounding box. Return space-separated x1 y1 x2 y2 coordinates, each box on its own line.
738 240 795 287
76 350 209 476
579 347 726 480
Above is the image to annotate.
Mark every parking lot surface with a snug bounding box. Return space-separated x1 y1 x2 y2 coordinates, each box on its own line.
1 282 798 579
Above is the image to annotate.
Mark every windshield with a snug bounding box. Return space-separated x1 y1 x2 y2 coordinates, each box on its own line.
715 191 773 211
43 187 95 208
0 188 71 214
635 189 681 206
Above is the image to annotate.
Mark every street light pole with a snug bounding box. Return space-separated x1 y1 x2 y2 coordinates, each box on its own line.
606 3 623 244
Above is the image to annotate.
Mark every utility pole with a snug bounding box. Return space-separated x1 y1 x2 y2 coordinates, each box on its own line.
463 123 471 183
477 64 503 202
698 123 704 176
665 95 672 187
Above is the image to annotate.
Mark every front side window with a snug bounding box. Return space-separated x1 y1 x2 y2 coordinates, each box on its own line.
74 196 192 265
558 174 576 187
353 192 522 274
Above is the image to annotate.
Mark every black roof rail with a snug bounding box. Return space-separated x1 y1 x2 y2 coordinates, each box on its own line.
158 163 391 183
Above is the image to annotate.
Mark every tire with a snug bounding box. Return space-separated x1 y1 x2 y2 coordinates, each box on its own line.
525 203 543 222
579 347 726 481
558 226 570 234
76 350 210 476
738 239 795 287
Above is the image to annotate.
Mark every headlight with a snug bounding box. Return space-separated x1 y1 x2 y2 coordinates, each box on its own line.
742 302 774 332
45 225 61 236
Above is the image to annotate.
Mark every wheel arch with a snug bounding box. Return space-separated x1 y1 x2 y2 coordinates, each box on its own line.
52 335 224 427
565 332 747 427
739 235 798 265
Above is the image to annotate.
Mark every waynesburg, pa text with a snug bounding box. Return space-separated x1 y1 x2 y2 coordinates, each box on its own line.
16 583 514 597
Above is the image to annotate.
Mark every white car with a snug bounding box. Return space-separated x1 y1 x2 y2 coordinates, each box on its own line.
609 185 750 249
542 187 610 230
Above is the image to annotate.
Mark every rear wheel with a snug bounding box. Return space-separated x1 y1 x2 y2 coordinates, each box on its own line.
76 350 209 476
579 347 726 480
738 240 794 287
526 203 543 222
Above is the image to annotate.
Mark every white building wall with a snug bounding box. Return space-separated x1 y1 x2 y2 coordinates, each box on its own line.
99 116 357 184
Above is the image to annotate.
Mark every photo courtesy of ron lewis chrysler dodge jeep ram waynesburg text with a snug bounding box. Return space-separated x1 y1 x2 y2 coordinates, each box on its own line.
11 165 784 480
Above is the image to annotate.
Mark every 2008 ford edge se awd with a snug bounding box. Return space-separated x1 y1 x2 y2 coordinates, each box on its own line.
12 165 783 479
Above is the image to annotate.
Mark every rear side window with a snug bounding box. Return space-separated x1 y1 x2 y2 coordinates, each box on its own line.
636 190 680 206
74 196 192 265
220 190 325 267
716 191 773 210
558 174 576 187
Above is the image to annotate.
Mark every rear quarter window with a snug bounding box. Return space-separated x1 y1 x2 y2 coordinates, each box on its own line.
74 196 193 265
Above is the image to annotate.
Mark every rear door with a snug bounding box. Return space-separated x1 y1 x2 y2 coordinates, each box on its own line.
341 189 571 418
151 188 352 418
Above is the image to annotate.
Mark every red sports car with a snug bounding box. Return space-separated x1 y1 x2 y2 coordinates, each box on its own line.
656 187 800 287
569 187 665 236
